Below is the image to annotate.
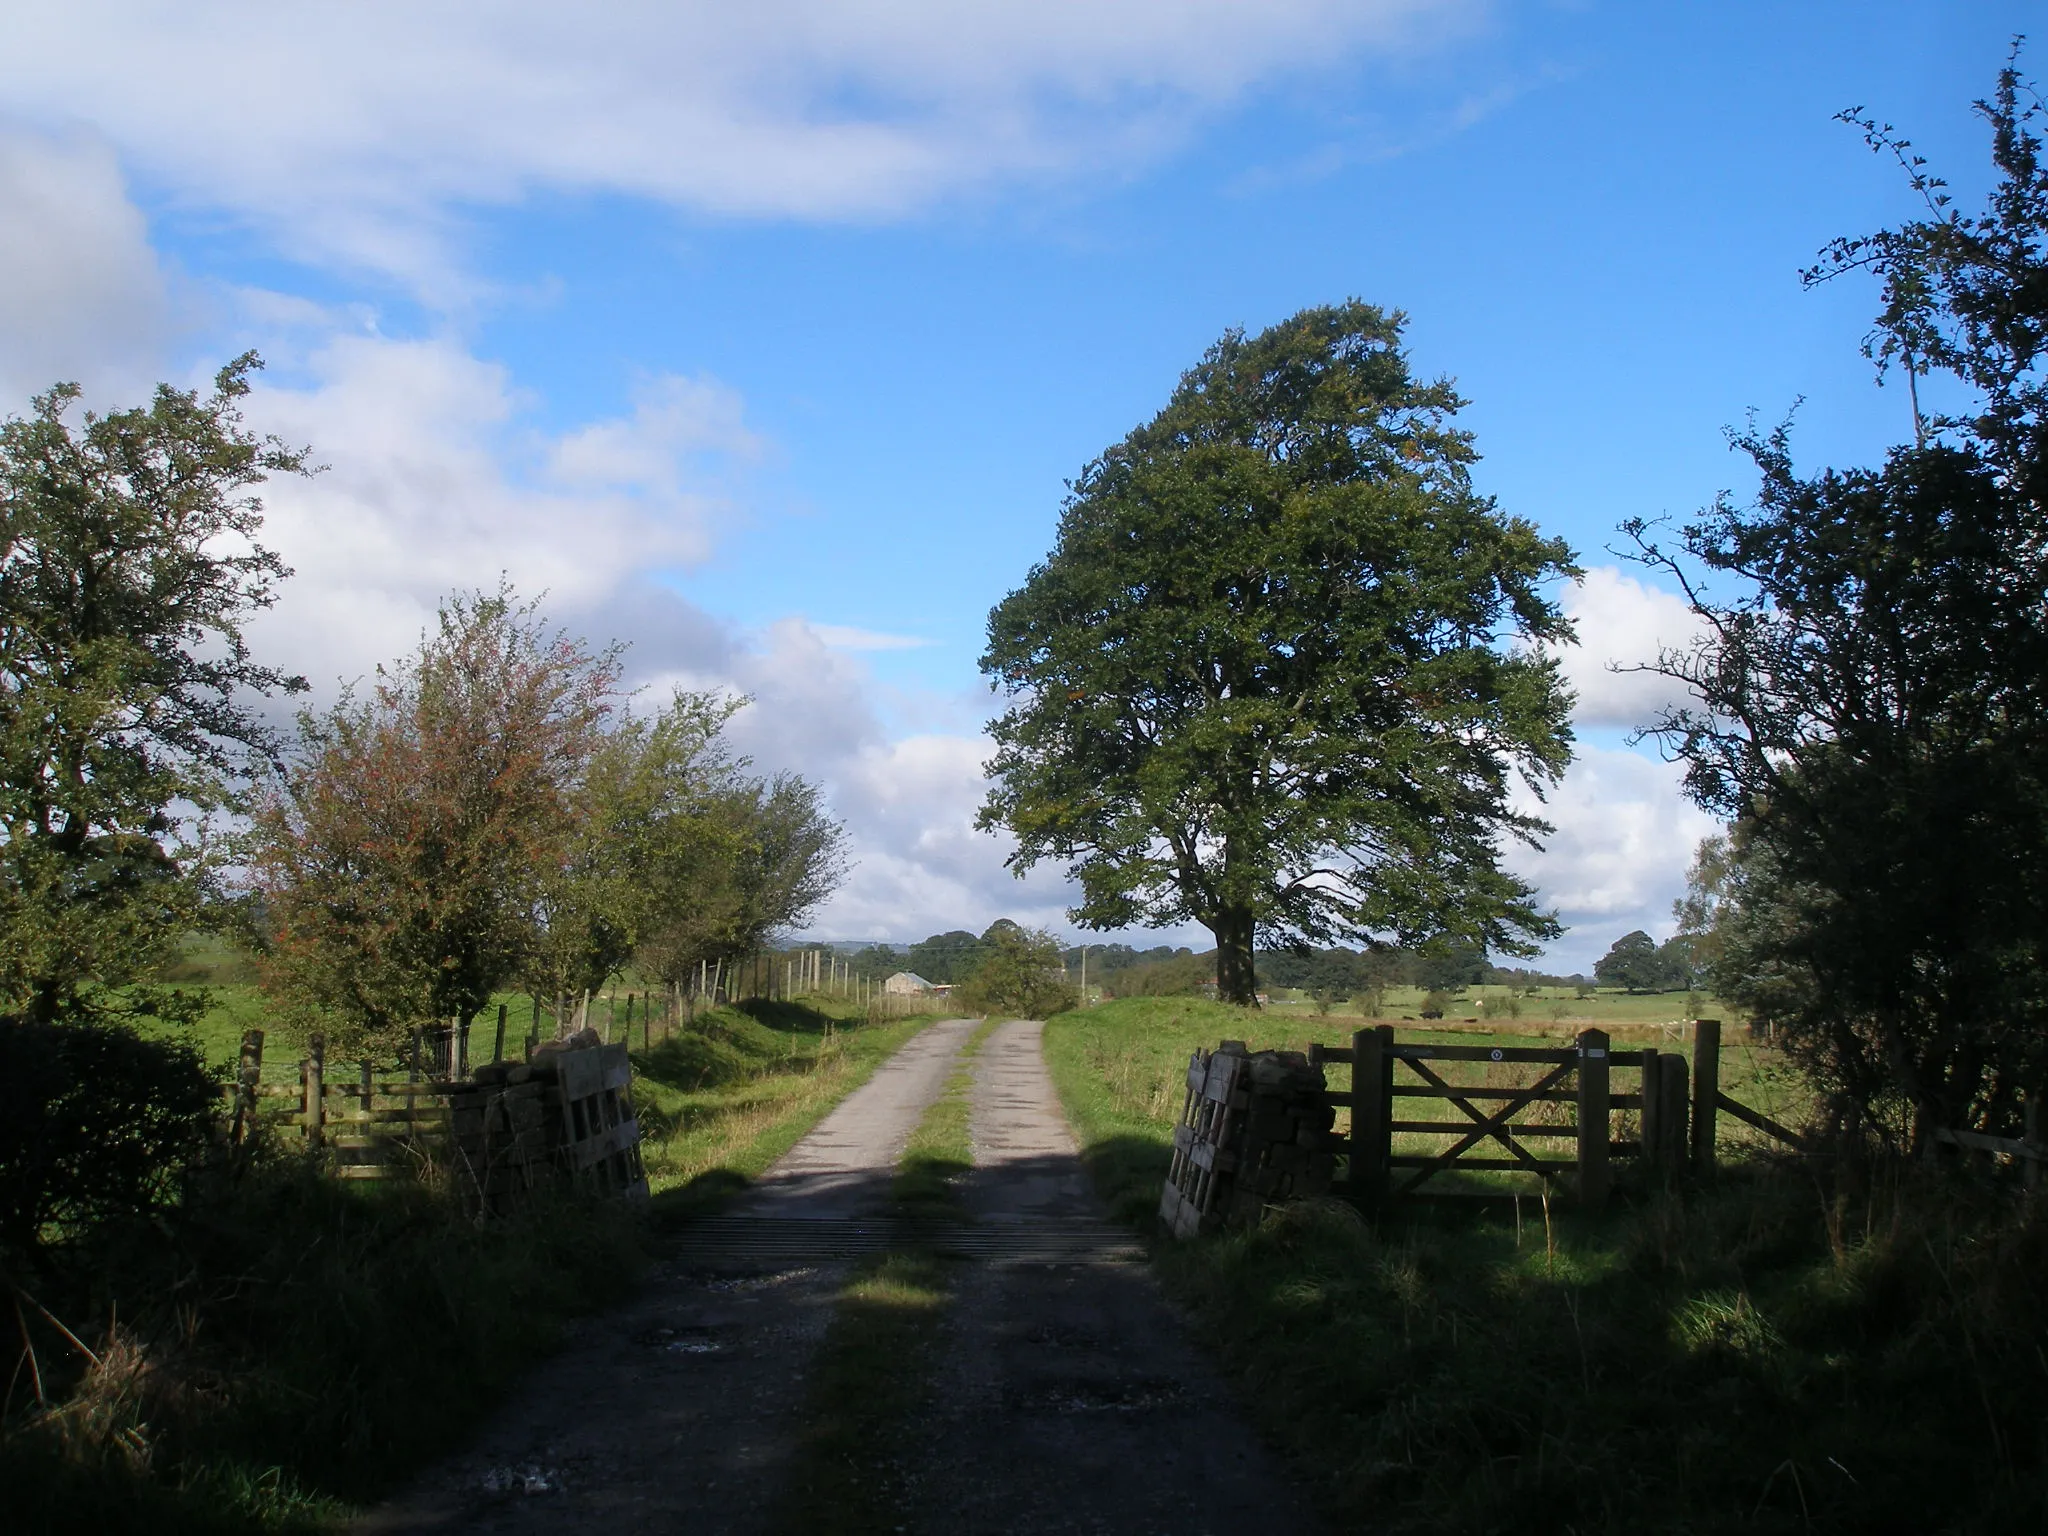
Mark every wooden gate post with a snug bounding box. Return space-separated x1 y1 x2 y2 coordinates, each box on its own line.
1575 1029 1610 1206
1660 1053 1690 1174
1640 1047 1662 1179
304 1034 327 1150
493 1003 508 1064
232 1029 264 1148
1691 1019 1721 1179
1349 1025 1392 1205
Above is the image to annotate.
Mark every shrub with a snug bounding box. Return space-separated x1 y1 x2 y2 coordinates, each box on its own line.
955 926 1076 1019
0 1020 217 1260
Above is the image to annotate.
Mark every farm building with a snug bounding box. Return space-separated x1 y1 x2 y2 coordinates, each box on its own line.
884 971 937 995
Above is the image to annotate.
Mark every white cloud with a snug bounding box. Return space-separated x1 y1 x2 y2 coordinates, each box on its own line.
242 335 755 692
1 1 1487 291
694 623 1072 941
0 126 171 403
1506 743 1718 973
1552 565 1705 732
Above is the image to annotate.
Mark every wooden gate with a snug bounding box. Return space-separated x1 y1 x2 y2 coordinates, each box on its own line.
1319 1026 1700 1204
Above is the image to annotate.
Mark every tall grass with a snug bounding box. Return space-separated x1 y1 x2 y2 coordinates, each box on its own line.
2 1159 642 1534
1045 999 2048 1534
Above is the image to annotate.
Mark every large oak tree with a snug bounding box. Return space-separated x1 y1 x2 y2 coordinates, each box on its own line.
978 302 1577 1005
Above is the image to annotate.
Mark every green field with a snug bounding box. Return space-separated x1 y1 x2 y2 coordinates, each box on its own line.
1262 980 1740 1031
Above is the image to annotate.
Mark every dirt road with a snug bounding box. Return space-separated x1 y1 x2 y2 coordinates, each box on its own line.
358 1016 1317 1535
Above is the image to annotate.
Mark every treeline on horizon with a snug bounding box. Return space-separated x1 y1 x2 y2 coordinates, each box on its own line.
838 925 1597 999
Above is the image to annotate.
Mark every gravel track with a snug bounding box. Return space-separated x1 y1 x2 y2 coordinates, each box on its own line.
356 1015 1319 1535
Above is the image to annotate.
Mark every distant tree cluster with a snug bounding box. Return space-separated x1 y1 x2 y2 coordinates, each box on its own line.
953 923 1076 1019
1591 931 1695 994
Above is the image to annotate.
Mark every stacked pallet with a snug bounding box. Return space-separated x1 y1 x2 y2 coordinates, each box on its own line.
1159 1043 1339 1238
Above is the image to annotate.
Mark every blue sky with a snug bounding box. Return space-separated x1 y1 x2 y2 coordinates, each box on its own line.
0 1 2027 968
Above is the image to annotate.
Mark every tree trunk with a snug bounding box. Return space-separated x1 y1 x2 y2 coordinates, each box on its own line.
1212 905 1258 1007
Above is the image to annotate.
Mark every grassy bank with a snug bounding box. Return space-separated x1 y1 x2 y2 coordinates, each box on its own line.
5 999 938 1534
1044 999 2048 1535
634 999 937 1220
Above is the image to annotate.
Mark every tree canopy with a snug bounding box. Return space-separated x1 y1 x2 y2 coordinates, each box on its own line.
954 924 1076 1020
1628 55 2048 1146
1592 930 1691 994
979 301 1578 1004
249 588 620 1048
0 354 307 1025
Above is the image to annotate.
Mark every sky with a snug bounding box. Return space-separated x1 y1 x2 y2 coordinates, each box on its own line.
0 1 2027 970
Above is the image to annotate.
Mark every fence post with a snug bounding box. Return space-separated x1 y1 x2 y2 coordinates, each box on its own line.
1639 1047 1661 1179
493 1003 507 1064
1661 1053 1690 1174
1349 1025 1390 1205
232 1029 264 1148
456 1018 470 1079
1575 1028 1610 1206
304 1033 326 1150
1692 1019 1721 1180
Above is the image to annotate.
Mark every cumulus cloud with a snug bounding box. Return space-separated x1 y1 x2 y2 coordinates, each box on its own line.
241 335 757 693
0 126 171 403
1506 744 1719 973
669 623 1070 942
1551 565 1705 733
1 1 1486 290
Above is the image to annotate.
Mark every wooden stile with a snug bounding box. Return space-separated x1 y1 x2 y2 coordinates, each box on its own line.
232 1029 264 1148
1659 1053 1689 1174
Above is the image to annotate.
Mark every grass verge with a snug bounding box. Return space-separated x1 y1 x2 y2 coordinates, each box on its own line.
772 1016 998 1535
636 999 939 1221
1044 998 2048 1535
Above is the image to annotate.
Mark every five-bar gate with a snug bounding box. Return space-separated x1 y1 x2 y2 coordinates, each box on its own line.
1314 1026 1702 1205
